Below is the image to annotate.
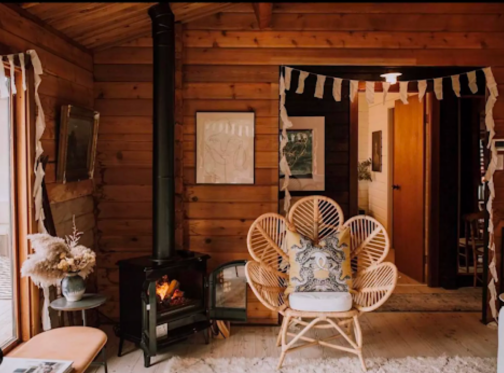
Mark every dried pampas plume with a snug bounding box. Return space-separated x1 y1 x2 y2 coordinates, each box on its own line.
21 234 68 288
21 216 96 288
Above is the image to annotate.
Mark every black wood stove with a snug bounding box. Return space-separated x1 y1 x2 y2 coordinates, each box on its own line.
115 4 247 368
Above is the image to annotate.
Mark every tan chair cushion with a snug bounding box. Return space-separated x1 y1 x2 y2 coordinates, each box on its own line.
8 326 107 373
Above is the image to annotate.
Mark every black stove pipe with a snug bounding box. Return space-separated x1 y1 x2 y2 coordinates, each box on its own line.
148 4 175 262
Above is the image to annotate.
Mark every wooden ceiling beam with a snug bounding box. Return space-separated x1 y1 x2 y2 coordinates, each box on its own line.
252 3 273 29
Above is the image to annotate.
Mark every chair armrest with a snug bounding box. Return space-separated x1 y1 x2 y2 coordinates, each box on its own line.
245 261 289 315
352 262 398 313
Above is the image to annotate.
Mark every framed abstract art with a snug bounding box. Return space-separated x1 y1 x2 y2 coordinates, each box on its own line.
196 112 255 184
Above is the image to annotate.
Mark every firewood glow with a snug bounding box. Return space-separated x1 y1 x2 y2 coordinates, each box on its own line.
155 275 185 305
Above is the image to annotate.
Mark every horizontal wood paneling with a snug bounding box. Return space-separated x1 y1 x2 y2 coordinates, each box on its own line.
183 48 504 66
186 13 504 32
0 29 93 88
184 31 504 49
269 3 504 14
94 82 279 100
184 65 279 83
93 64 153 82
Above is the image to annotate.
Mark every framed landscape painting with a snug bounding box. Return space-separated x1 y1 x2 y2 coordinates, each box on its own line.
56 105 100 183
280 116 325 191
196 112 255 184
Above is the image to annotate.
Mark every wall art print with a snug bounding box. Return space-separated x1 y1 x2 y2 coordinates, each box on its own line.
196 112 255 184
56 105 99 183
280 116 325 191
372 130 382 172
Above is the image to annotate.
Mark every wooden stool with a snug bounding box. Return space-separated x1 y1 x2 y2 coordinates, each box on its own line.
458 211 485 286
8 326 107 373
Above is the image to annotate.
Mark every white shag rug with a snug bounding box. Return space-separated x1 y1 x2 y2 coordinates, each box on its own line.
164 356 496 373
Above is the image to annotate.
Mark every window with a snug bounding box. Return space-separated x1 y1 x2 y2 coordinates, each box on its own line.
0 64 38 351
0 74 17 348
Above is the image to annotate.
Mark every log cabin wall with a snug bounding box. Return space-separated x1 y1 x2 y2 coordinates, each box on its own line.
0 5 96 262
93 2 504 323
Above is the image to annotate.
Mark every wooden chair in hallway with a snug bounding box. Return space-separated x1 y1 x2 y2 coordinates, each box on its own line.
458 210 485 286
245 196 397 371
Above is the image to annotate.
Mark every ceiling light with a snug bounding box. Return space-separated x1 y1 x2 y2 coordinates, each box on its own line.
380 72 402 84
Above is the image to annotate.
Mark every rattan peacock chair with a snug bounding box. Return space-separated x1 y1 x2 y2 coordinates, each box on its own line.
245 196 398 371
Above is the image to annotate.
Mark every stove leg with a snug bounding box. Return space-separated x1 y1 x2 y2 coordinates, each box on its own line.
117 337 124 357
203 327 210 345
143 351 151 368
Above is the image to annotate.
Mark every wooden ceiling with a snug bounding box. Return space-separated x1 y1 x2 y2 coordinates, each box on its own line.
16 2 243 51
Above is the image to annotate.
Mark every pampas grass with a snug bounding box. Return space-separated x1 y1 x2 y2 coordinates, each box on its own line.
21 216 96 288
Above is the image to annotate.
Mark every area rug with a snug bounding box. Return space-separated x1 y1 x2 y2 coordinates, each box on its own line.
378 290 481 312
0 256 12 300
164 356 495 373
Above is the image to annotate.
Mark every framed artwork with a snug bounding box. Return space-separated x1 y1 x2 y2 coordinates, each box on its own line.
56 105 100 183
280 116 325 191
196 112 255 184
372 131 382 172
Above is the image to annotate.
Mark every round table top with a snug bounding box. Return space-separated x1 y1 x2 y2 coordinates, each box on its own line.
50 293 107 311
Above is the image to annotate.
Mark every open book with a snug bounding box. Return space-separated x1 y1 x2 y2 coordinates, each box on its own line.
0 357 73 373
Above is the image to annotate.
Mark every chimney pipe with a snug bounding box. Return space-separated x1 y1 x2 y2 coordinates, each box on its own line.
148 4 175 262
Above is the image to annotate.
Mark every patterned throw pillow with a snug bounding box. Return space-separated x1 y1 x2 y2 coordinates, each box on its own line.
285 226 352 295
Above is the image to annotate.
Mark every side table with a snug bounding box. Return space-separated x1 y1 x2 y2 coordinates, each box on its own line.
50 294 108 373
51 293 107 326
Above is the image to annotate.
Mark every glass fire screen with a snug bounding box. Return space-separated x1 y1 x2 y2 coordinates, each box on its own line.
210 260 247 321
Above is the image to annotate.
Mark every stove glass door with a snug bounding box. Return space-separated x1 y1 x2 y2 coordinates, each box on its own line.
209 260 247 321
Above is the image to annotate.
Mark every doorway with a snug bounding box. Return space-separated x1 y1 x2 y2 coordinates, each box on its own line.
357 83 485 313
358 91 427 285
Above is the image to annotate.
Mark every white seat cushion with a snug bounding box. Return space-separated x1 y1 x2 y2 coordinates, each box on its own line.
289 292 353 312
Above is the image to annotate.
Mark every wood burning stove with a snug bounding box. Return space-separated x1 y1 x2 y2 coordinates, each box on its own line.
114 4 248 367
116 254 247 367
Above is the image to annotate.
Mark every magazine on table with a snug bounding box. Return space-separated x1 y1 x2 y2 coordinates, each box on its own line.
0 357 73 373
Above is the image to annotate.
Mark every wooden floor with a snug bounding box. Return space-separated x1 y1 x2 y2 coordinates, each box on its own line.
85 312 497 372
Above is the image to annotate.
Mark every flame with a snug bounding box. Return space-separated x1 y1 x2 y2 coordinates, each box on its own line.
155 276 186 305
156 275 170 301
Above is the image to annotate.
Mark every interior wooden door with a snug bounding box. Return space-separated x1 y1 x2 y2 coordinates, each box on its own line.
393 95 425 283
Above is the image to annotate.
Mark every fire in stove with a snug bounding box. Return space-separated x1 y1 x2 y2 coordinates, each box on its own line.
155 275 186 306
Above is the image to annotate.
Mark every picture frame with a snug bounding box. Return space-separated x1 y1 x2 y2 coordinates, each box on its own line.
196 112 255 185
372 130 382 172
280 116 325 191
56 105 100 183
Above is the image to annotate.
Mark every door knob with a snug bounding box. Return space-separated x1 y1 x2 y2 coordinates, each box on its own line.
392 184 400 190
